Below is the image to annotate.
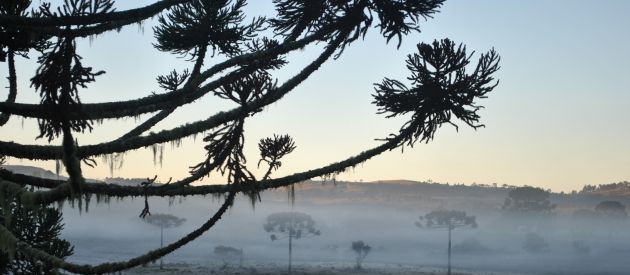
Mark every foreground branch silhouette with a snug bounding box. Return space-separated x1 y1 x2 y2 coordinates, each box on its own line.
0 0 500 273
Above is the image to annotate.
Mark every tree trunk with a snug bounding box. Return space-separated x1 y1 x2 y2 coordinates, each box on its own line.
160 224 164 270
288 227 293 275
288 211 294 275
447 226 452 275
239 248 244 267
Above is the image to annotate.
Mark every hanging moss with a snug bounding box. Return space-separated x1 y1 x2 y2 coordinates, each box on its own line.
159 145 164 167
136 21 145 35
100 153 125 177
150 144 164 167
55 159 62 177
56 198 65 211
169 138 182 149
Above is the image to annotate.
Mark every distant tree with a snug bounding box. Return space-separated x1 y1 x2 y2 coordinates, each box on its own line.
213 245 243 268
595 201 627 219
503 186 555 214
264 212 320 275
522 232 548 254
143 213 186 269
416 209 476 275
580 185 597 193
0 192 74 275
351 240 371 269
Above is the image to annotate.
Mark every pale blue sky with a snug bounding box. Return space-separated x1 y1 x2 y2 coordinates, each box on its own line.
1 0 629 192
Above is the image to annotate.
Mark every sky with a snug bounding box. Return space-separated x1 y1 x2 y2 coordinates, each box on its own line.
1 0 629 192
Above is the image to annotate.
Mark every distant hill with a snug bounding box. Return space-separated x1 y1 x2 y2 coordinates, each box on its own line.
260 179 515 212
2 165 629 209
103 177 164 186
3 165 67 180
1 165 144 185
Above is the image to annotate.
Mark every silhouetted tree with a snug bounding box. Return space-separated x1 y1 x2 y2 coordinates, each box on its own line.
416 209 476 275
595 201 627 219
503 186 556 214
264 211 320 274
0 190 74 274
0 0 501 273
1 156 74 274
143 213 186 269
351 240 371 269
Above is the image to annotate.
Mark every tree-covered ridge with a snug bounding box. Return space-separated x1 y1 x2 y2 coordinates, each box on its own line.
581 181 630 196
0 0 500 274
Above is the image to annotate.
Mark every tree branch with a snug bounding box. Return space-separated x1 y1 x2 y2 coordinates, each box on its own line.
0 187 236 274
0 31 348 160
0 50 17 126
0 0 191 28
0 30 327 120
6 118 416 204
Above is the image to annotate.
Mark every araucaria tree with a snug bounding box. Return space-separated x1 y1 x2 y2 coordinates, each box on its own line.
142 213 186 269
0 194 74 275
0 0 500 273
351 240 371 269
264 211 320 274
416 210 476 275
0 157 74 275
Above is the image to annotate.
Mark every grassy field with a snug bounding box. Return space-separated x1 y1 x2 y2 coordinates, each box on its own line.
126 262 530 275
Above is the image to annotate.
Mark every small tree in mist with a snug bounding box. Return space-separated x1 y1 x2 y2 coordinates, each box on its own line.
264 211 320 275
351 240 371 269
522 232 548 254
214 245 243 268
572 240 590 255
143 213 186 269
416 209 476 275
503 187 556 214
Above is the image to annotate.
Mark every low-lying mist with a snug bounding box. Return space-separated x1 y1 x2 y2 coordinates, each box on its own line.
60 181 630 274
